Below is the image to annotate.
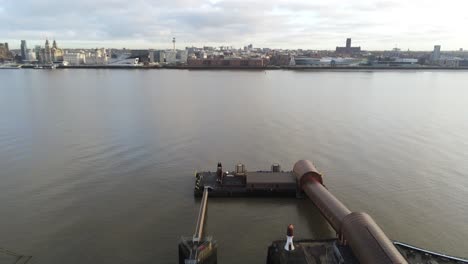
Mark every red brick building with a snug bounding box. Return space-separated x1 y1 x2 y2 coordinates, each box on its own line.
187 58 267 68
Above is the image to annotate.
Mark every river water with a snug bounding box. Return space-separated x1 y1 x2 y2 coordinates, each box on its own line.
0 69 467 263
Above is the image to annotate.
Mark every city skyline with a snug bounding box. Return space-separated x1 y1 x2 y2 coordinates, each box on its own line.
1 0 468 50
2 38 463 53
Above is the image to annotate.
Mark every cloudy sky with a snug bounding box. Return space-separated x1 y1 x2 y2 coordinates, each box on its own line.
1 0 467 50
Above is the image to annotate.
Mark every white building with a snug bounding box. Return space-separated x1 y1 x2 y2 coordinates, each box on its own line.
84 48 108 65
200 51 207 59
27 50 37 62
394 58 418 64
165 50 177 64
290 57 321 66
108 57 139 66
63 53 85 65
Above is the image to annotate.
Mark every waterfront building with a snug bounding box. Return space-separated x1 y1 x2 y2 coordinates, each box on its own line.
39 50 45 63
176 50 188 63
20 40 28 61
289 55 362 67
431 45 441 62
290 57 321 66
164 50 177 64
129 49 150 63
27 50 37 62
148 51 155 63
34 45 42 63
336 38 361 54
269 53 293 66
459 60 468 67
371 57 419 67
84 48 108 65
200 51 207 59
39 39 53 63
63 52 86 65
153 50 165 63
107 56 139 66
44 39 52 63
438 58 460 67
51 40 64 62
324 57 361 66
187 58 267 68
0 42 12 61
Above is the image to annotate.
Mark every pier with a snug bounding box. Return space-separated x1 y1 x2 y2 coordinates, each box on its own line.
194 163 298 197
190 160 468 263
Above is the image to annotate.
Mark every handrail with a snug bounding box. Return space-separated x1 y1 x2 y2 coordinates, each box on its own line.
193 187 209 243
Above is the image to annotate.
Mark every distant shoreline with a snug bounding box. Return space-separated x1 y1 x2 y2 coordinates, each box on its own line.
5 65 468 71
165 66 468 71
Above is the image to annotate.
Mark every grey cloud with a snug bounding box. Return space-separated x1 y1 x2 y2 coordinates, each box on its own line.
0 0 465 49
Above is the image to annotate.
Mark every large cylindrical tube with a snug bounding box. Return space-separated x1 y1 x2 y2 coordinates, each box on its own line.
341 212 408 264
294 160 349 231
303 181 351 231
293 160 407 264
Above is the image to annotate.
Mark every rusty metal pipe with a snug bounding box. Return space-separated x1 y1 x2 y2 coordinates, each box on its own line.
302 180 351 231
341 212 407 264
293 160 407 264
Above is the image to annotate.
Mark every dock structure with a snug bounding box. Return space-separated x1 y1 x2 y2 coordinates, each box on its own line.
189 161 468 264
194 162 299 197
179 187 217 264
195 161 407 263
292 160 407 264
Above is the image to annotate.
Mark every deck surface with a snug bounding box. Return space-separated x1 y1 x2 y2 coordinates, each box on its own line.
246 172 296 184
195 171 298 197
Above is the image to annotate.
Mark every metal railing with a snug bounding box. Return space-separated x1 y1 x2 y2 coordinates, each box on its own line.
0 248 32 264
193 187 209 243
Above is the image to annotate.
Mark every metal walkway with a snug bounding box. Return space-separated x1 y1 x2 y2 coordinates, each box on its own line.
193 187 209 243
0 248 32 264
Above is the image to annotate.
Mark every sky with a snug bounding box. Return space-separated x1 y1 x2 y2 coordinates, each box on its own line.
1 0 467 50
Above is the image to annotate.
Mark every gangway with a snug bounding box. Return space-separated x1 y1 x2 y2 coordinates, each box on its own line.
193 187 209 243
178 187 217 264
0 248 32 264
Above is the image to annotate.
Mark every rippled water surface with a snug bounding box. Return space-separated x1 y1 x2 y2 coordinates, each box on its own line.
0 69 467 263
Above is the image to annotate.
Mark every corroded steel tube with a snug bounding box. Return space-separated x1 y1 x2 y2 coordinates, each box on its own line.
293 160 407 264
341 212 408 264
302 180 351 231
